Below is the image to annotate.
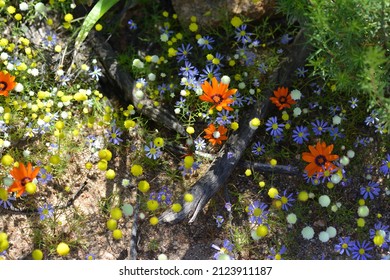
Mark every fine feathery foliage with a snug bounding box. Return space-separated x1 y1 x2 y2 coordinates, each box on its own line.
277 0 390 132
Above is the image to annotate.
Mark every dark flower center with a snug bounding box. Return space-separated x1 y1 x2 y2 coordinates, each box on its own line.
315 155 327 166
212 94 223 104
0 81 8 91
278 96 287 104
21 177 32 186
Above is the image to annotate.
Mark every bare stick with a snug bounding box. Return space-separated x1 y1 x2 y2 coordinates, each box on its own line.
241 161 300 175
90 33 187 136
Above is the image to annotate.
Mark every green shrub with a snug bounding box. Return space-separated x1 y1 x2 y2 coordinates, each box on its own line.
277 0 389 132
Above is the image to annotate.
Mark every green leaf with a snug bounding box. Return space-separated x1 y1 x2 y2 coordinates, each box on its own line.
75 0 120 51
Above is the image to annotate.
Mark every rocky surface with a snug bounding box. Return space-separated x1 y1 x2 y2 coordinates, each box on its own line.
171 0 276 27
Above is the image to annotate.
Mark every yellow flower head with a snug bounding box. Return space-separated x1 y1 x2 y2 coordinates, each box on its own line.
149 216 159 225
172 203 182 213
268 187 278 198
64 13 73 22
130 164 143 176
95 24 103 31
189 22 198 32
230 16 243 28
154 137 164 147
147 200 159 211
7 6 16 14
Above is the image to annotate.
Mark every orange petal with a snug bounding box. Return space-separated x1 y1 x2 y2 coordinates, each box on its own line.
204 124 216 135
211 77 219 89
209 138 217 145
20 162 28 178
218 83 228 95
31 166 41 179
278 103 290 110
201 80 212 94
324 144 334 155
223 88 237 98
273 88 282 97
302 152 315 163
286 95 296 105
326 154 339 162
218 125 228 135
308 145 320 157
199 94 213 103
7 182 24 197
27 162 33 175
305 162 319 177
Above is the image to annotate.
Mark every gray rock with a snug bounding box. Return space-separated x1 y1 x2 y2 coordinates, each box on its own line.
171 0 276 28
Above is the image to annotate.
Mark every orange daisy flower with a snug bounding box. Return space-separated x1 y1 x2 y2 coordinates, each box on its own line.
0 72 17 97
8 162 40 197
199 77 237 111
302 141 339 177
269 86 295 110
204 123 228 146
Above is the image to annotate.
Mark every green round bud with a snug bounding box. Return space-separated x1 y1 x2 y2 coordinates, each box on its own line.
121 204 134 217
158 254 168 260
217 253 231 260
3 177 13 187
301 226 315 240
251 229 261 241
286 213 297 224
357 205 369 217
318 195 331 207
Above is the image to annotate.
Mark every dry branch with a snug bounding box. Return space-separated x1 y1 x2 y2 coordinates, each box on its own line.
90 33 187 136
241 161 300 175
165 143 299 174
